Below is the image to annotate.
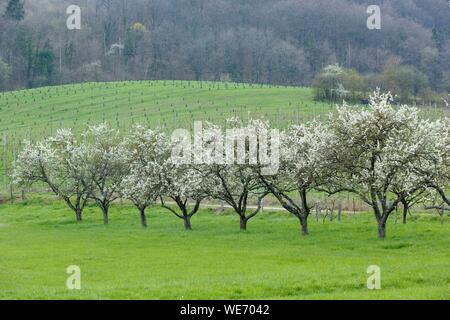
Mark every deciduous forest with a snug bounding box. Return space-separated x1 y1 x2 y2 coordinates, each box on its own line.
1 0 449 102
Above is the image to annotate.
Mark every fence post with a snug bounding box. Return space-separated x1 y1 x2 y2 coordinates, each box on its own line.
10 184 13 204
338 203 342 222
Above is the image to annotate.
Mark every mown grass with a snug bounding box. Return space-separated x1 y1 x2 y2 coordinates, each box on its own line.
0 197 449 300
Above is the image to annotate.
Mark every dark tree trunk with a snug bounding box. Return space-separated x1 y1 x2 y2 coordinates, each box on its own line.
402 201 408 225
240 216 248 231
184 215 192 230
76 208 82 222
377 219 386 239
299 190 310 235
140 208 147 228
300 216 309 235
103 207 109 225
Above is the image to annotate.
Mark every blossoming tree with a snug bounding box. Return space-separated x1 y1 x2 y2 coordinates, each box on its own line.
122 125 168 228
13 129 91 221
259 122 332 235
326 90 437 238
199 119 274 231
159 163 207 231
81 124 129 225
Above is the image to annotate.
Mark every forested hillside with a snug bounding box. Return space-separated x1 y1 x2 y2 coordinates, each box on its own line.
0 0 449 93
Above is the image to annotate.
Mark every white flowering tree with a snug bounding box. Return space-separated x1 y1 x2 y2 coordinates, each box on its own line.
259 122 332 235
159 163 207 231
326 90 437 238
13 129 91 221
412 117 450 209
205 164 268 231
81 124 129 225
201 119 271 231
122 125 168 228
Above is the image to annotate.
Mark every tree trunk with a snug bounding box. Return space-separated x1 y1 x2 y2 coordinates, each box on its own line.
103 207 109 225
402 205 408 225
140 208 147 228
184 215 192 230
377 219 386 239
299 189 310 235
240 216 248 231
75 208 82 222
300 216 309 235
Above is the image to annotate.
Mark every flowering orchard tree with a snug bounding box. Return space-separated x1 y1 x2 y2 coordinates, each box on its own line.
412 117 450 208
259 122 332 235
159 163 207 231
13 129 91 221
326 90 439 238
206 165 267 231
122 125 169 228
392 118 449 223
81 124 129 225
200 119 273 231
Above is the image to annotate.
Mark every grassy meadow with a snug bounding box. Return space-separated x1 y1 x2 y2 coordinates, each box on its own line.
0 198 449 300
0 81 449 300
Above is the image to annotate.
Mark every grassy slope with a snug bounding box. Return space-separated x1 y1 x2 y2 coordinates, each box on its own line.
0 81 330 189
0 199 449 300
0 81 331 139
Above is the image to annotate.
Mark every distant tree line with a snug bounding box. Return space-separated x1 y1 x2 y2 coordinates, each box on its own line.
312 59 432 104
1 0 450 96
12 91 450 239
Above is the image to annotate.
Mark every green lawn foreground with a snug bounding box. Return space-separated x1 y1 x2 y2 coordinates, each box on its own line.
0 198 449 300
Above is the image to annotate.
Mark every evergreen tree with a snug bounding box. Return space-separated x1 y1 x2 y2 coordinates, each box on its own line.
5 0 25 21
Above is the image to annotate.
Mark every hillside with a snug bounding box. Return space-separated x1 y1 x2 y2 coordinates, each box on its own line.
0 81 330 138
1 0 450 92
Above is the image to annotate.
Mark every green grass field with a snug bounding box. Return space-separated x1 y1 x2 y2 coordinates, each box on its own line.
0 81 449 300
0 198 449 300
0 81 331 139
